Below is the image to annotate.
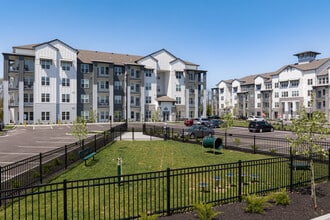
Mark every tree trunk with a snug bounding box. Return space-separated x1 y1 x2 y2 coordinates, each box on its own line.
310 159 317 209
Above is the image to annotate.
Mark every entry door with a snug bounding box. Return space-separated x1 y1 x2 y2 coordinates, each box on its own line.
163 111 169 121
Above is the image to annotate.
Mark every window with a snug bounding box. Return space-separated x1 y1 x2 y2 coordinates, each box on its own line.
146 82 151 90
97 66 109 76
145 110 151 120
188 73 195 81
81 79 89 88
257 103 261 107
275 102 279 108
41 112 50 121
62 78 70 87
99 111 109 120
114 81 122 90
220 96 224 101
61 112 70 120
308 90 313 96
130 83 135 91
308 79 313 85
145 69 153 77
318 77 329 85
256 84 261 90
233 87 237 93
176 84 181 92
61 61 72 71
290 80 299 87
41 76 50 86
62 94 70 103
281 91 288 97
257 94 261 99
265 83 272 89
189 98 194 105
114 96 122 104
98 96 109 105
146 96 151 104
29 112 33 120
41 93 50 102
81 64 89 73
292 91 299 97
280 81 288 88
99 81 109 90
81 94 89 103
114 66 123 75
130 69 135 77
274 92 279 98
130 96 134 105
175 71 183 79
274 82 279 88
176 97 181 104
24 93 33 103
40 59 51 69
81 111 89 121
220 88 224 94
131 111 134 119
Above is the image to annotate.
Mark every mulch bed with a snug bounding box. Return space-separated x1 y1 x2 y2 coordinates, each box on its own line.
158 181 330 220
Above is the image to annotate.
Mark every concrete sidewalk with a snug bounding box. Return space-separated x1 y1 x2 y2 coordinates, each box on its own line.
115 132 163 141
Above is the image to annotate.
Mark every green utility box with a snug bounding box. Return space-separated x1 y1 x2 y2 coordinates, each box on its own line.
202 136 223 150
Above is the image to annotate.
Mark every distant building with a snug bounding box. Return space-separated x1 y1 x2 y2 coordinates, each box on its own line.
2 39 207 124
212 51 330 121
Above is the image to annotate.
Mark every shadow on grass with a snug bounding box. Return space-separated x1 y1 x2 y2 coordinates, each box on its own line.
205 150 223 155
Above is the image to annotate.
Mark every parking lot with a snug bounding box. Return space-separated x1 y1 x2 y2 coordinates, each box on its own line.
0 123 112 166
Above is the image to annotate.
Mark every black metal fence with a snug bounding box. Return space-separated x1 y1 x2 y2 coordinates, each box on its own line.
0 123 127 195
0 155 329 219
142 124 330 156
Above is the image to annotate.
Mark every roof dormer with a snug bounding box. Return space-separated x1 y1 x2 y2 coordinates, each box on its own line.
293 51 320 64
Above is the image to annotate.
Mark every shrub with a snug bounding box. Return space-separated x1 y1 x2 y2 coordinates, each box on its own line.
193 202 220 220
269 149 278 154
234 138 241 146
243 194 270 214
139 213 158 220
268 188 290 206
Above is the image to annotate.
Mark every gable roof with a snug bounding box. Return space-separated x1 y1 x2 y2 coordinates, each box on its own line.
13 39 77 53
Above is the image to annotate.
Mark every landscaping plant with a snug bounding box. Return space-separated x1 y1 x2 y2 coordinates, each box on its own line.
243 194 270 214
193 202 220 220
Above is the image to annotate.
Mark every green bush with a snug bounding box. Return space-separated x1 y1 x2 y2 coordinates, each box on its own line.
193 202 220 220
268 188 290 206
243 194 270 214
139 213 158 220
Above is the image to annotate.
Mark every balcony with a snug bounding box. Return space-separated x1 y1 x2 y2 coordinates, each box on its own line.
98 102 109 108
24 102 33 106
9 99 19 107
9 82 19 90
9 66 19 72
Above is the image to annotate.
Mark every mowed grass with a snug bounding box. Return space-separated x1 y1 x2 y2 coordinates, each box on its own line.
53 140 270 182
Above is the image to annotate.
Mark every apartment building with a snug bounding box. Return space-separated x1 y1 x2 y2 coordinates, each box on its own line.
212 51 330 121
2 39 207 124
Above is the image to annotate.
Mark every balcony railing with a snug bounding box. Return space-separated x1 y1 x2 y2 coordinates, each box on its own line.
98 102 109 107
9 100 19 106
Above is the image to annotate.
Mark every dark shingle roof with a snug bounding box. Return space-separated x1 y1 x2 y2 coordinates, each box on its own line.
77 50 143 65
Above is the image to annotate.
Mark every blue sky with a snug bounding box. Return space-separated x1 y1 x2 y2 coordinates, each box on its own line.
1 0 330 89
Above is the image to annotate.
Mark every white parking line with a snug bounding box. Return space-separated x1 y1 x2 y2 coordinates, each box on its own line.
0 152 36 155
35 140 73 144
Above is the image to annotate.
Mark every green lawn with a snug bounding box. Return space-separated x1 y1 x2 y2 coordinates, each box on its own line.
53 140 270 182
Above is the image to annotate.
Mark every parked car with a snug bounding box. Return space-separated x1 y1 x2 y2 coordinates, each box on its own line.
208 115 220 120
0 121 4 131
184 118 194 126
247 115 265 121
180 125 215 138
208 119 225 128
248 121 274 133
193 118 210 126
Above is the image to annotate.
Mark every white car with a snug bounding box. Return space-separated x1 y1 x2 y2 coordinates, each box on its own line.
247 116 265 122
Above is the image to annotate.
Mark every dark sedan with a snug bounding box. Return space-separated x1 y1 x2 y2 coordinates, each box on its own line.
180 125 215 138
248 121 274 133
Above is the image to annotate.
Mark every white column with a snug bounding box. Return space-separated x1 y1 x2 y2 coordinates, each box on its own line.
93 84 98 120
3 81 9 124
140 86 145 122
19 81 24 124
185 88 189 118
194 88 198 118
203 89 207 117
109 84 114 123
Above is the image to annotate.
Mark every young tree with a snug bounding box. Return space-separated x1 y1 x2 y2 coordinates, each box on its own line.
222 112 234 132
287 106 329 209
71 117 88 147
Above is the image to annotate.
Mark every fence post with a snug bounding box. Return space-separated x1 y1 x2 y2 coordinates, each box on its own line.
39 153 43 184
94 135 97 152
143 123 146 133
103 131 106 146
64 145 68 169
0 166 2 206
120 127 122 141
238 160 242 202
253 135 256 154
132 127 134 140
225 132 227 149
166 168 171 216
182 129 185 142
82 139 85 150
63 179 68 220
171 128 173 140
290 148 293 192
328 149 330 181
